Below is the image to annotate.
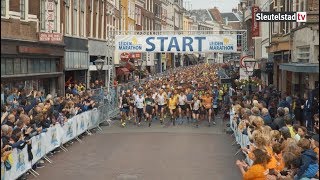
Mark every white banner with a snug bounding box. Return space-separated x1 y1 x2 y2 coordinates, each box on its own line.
11 147 31 180
115 35 238 53
76 112 89 136
44 125 63 153
31 134 46 165
88 109 99 129
61 119 77 144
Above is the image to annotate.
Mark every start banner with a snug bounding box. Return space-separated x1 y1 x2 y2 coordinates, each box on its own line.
115 35 238 53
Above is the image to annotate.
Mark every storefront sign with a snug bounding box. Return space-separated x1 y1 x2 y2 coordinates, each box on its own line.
252 6 260 37
39 33 63 42
115 35 237 53
18 46 50 54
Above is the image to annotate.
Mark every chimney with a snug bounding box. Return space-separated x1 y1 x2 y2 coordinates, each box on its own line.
232 8 237 13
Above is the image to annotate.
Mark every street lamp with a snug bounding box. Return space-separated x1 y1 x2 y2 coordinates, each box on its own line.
136 59 144 84
243 58 257 95
95 56 105 86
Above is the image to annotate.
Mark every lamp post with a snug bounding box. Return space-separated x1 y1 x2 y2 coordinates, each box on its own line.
95 56 105 87
136 59 144 84
243 59 257 95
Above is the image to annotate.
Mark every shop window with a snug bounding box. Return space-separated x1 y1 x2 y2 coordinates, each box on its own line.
33 59 40 73
1 58 5 75
21 58 28 74
5 58 13 75
14 58 21 74
51 59 56 72
28 59 33 73
39 59 46 73
45 59 51 72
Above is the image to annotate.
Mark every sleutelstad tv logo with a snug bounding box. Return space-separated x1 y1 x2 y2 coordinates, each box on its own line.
254 12 307 22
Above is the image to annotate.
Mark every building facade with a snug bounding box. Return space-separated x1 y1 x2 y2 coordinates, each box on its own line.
1 0 64 96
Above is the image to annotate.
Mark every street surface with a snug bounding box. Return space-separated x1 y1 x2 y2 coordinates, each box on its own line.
30 115 242 180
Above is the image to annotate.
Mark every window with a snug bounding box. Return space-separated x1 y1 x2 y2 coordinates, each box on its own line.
39 60 46 73
51 59 56 72
73 0 78 35
1 0 6 16
297 46 310 62
54 1 58 32
28 59 33 73
21 58 28 74
1 58 6 75
33 59 40 73
5 58 13 75
14 58 21 74
45 60 51 72
65 0 70 34
79 0 85 36
40 0 46 30
20 0 25 20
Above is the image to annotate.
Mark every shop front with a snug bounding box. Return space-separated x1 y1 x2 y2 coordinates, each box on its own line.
1 39 64 96
64 37 89 88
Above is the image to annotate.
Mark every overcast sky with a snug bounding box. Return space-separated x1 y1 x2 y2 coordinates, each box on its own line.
187 0 238 12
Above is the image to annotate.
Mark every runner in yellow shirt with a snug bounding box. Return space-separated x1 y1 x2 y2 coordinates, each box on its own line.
168 93 178 126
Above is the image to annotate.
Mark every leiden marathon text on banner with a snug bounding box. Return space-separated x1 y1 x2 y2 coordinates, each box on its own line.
115 35 238 53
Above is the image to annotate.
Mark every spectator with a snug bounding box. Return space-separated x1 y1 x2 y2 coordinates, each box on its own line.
272 107 286 130
236 149 271 180
261 108 272 127
296 138 319 179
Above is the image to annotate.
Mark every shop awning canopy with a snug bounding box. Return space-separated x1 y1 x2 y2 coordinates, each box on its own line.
125 62 136 71
117 68 130 76
279 63 319 73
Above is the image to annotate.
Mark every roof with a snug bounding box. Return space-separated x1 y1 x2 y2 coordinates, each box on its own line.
220 12 241 22
189 9 214 22
208 7 223 24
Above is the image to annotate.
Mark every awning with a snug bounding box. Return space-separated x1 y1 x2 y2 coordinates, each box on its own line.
279 63 319 73
117 68 130 76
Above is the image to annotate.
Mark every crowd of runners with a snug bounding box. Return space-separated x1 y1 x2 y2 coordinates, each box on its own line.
118 64 229 128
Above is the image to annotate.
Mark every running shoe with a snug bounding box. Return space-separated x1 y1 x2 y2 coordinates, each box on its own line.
212 121 216 125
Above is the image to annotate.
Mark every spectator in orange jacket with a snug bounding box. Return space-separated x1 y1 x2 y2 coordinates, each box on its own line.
236 148 271 180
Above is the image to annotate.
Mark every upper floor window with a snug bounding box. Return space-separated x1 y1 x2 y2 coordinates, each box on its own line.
40 0 46 30
20 0 25 20
73 0 78 35
65 0 70 34
79 0 85 36
297 46 310 63
1 0 6 16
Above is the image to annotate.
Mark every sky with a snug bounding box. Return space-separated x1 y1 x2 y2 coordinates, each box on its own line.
187 0 239 12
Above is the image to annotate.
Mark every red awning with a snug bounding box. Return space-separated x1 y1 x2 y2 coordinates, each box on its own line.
125 62 136 71
117 68 130 76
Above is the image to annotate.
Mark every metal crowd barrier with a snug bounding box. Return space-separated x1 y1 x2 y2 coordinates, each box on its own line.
1 107 110 180
229 108 254 166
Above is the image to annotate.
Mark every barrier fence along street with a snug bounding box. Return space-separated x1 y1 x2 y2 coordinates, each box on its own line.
1 86 121 180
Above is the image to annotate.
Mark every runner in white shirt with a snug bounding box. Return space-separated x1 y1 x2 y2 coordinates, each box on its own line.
157 89 167 125
177 91 187 125
135 91 145 126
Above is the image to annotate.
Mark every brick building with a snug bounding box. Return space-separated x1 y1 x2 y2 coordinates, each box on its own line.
1 0 65 96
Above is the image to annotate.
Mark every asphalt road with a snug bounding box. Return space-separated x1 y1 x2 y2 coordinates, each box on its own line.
29 116 242 180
